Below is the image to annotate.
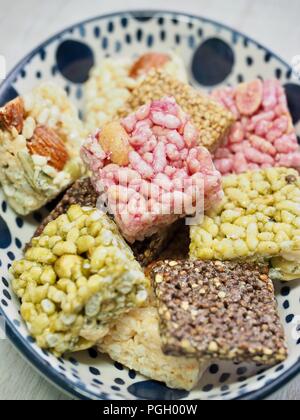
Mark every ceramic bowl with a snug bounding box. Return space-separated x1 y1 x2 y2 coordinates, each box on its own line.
0 10 300 400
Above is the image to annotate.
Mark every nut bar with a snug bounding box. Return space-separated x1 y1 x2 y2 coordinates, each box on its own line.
212 79 300 175
98 305 205 391
151 260 288 364
82 97 222 243
120 69 235 151
29 177 179 267
11 205 149 356
0 82 86 215
190 168 300 281
83 52 187 132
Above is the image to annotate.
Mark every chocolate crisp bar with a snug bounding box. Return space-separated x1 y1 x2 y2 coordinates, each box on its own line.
151 260 288 365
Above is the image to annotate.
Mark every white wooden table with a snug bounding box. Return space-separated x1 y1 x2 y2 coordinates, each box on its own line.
0 0 299 400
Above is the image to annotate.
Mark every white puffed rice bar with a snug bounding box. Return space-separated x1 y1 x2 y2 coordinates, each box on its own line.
97 305 205 390
0 82 86 215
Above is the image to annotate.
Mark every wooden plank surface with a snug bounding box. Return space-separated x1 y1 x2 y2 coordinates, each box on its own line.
0 0 299 401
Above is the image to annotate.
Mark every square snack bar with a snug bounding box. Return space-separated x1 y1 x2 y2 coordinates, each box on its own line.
0 82 86 215
82 96 223 243
11 205 149 356
121 69 235 151
151 260 287 364
30 177 179 267
84 52 187 132
190 168 300 281
98 305 204 391
212 79 300 175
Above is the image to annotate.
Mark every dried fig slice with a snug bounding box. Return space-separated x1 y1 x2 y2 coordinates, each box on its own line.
236 79 263 116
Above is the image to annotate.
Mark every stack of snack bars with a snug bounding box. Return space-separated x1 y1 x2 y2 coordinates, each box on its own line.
7 51 300 391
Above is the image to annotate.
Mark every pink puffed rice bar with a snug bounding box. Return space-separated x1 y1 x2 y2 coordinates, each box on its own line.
212 79 300 175
82 97 222 243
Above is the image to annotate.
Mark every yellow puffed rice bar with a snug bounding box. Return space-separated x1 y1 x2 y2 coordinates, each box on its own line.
11 205 149 356
97 306 205 391
190 168 300 281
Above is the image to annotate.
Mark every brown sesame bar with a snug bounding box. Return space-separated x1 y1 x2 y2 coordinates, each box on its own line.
151 260 288 365
120 69 235 151
29 177 177 267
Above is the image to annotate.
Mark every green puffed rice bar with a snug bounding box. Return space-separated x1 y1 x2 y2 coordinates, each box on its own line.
11 205 149 356
190 168 300 281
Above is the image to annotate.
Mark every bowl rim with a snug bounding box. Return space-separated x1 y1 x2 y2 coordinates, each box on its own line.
0 9 299 401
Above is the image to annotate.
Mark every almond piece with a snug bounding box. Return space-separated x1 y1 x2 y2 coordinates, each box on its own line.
129 52 171 79
0 97 25 133
27 125 69 171
99 122 131 166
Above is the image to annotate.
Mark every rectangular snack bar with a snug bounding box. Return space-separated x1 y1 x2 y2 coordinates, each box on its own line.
0 82 86 215
190 168 300 281
121 69 235 151
82 96 223 243
30 177 179 267
151 260 288 364
98 305 204 390
84 52 187 132
212 79 300 175
11 205 149 356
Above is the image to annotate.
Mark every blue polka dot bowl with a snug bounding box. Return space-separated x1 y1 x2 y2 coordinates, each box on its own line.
0 10 300 400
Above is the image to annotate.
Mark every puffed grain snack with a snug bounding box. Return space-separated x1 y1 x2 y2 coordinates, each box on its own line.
213 79 300 175
82 97 222 243
151 260 287 364
121 69 235 151
190 168 300 281
83 52 187 132
11 205 149 355
30 177 181 267
0 82 86 215
98 305 205 390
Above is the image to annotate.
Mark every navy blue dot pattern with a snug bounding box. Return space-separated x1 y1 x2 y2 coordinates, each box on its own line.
192 38 235 86
0 216 12 249
56 40 94 83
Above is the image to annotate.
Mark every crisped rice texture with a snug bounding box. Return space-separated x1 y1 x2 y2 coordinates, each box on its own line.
11 205 149 356
29 177 180 267
190 168 300 280
97 306 204 390
0 82 86 215
213 79 300 175
83 54 188 132
151 260 287 364
82 97 222 243
121 69 235 151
